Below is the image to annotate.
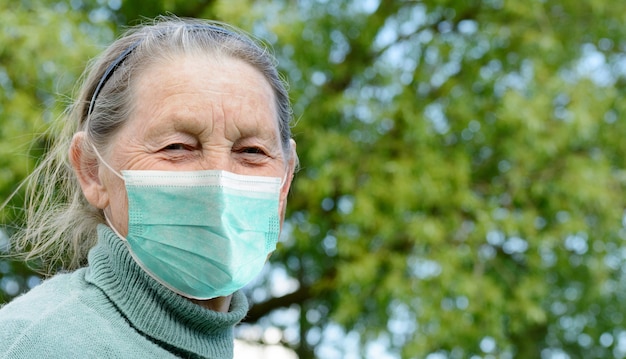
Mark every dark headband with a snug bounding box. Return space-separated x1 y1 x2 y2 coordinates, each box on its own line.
86 24 238 118
87 40 141 117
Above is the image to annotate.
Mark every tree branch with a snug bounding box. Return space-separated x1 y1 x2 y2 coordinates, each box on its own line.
242 285 312 323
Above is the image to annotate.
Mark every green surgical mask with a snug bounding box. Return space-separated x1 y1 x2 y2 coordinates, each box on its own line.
103 167 282 300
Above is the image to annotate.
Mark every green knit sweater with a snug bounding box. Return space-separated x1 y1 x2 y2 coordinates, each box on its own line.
0 225 249 358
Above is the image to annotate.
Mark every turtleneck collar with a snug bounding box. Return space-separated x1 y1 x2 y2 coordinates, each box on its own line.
85 224 248 358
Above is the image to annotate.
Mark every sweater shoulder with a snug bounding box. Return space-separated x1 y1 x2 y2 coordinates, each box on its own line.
0 270 85 323
0 269 168 358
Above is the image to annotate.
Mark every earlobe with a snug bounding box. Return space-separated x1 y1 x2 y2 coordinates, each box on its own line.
69 132 109 209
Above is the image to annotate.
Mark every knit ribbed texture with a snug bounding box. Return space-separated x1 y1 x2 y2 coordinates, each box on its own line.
0 224 248 358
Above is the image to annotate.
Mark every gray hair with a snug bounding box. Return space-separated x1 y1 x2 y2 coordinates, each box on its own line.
9 16 295 273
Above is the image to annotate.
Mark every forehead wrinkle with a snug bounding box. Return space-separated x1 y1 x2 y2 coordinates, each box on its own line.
130 53 280 142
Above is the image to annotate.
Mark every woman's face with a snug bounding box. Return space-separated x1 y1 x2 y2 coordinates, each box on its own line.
94 55 295 236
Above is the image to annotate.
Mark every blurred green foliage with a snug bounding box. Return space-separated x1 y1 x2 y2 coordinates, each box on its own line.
2 0 626 358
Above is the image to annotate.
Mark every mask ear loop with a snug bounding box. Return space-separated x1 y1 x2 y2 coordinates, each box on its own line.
280 144 298 188
280 167 294 189
90 143 124 181
89 143 128 240
102 211 128 242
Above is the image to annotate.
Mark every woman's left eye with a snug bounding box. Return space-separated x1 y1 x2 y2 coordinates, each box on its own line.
163 143 189 151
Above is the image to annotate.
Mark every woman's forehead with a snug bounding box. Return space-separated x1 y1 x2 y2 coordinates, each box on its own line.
127 54 280 135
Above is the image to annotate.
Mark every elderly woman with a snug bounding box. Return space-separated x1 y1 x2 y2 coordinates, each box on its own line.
0 16 296 358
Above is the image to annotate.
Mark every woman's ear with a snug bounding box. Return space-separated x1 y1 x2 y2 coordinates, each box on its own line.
278 139 297 225
69 132 109 209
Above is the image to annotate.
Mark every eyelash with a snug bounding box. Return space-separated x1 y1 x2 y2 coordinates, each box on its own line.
162 143 269 157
